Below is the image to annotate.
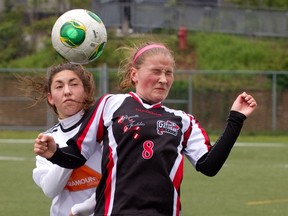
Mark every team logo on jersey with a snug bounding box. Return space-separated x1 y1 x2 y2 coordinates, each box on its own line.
157 120 180 136
117 115 145 139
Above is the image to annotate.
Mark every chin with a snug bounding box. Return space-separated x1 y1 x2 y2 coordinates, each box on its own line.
153 97 166 104
64 108 81 117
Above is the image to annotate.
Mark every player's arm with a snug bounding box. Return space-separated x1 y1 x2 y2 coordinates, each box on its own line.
196 110 245 176
70 192 96 216
196 92 257 176
32 157 73 198
34 133 86 169
48 145 86 169
34 94 110 168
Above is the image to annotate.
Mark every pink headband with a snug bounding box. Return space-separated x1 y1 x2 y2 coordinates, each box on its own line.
132 44 167 66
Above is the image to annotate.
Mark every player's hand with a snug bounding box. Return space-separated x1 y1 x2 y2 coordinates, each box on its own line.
231 92 257 117
34 133 57 159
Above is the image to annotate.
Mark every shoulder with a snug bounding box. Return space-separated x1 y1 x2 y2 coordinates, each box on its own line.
102 93 131 107
162 105 197 124
43 123 60 135
162 105 189 117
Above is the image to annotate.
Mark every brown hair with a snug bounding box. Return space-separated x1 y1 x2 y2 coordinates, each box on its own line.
18 62 96 115
117 42 175 90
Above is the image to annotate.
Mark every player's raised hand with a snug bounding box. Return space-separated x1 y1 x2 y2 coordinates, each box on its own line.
231 92 257 117
34 133 57 159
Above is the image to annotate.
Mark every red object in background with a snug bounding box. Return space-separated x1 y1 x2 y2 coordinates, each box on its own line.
178 27 187 50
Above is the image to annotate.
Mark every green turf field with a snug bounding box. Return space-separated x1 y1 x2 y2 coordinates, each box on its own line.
0 140 50 215
0 133 287 216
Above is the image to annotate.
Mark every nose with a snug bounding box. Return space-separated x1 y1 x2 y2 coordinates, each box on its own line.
159 72 168 84
64 84 72 96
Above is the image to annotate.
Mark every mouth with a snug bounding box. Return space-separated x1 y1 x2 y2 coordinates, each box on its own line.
63 99 76 103
155 87 166 91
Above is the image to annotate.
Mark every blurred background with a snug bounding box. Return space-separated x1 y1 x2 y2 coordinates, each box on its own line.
1 1 288 216
1 0 288 134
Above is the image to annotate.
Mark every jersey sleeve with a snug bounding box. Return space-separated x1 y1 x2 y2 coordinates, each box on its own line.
195 111 246 176
68 94 111 159
48 95 112 168
182 114 212 167
33 155 73 198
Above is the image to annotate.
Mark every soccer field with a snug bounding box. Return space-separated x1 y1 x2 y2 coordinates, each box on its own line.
0 138 287 216
0 139 50 215
181 142 288 216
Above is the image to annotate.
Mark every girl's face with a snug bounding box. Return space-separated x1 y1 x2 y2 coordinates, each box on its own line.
47 70 86 119
131 53 174 104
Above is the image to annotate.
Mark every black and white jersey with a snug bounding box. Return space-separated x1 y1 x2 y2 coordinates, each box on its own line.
72 92 211 216
33 110 102 216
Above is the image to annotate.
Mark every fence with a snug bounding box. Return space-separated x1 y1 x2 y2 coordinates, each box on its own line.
92 1 288 38
0 67 288 133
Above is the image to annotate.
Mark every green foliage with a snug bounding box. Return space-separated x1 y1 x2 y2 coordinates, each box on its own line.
189 32 288 70
0 10 26 61
69 0 92 9
2 13 288 71
226 0 288 9
188 32 288 89
2 12 288 89
169 80 189 98
27 16 57 35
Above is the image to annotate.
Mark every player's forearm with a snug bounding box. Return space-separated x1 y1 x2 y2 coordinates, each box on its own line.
71 192 96 216
196 111 246 176
48 145 87 169
40 166 73 198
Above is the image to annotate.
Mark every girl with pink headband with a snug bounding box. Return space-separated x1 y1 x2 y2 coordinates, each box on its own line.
34 42 257 216
132 44 167 66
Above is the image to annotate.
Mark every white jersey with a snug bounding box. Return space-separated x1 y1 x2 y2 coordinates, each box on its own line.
32 110 101 216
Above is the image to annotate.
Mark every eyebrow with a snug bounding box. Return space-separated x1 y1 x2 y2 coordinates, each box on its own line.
54 77 79 84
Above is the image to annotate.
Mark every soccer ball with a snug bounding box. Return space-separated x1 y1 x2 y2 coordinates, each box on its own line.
51 9 107 64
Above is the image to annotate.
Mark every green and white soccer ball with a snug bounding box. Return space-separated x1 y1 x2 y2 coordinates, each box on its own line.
51 9 107 64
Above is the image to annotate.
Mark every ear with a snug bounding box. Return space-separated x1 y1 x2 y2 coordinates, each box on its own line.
47 93 54 106
130 67 138 84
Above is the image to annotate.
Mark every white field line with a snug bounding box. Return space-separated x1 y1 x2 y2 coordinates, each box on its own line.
0 139 35 161
0 139 286 162
0 156 34 161
247 198 288 205
235 142 287 147
0 139 286 147
0 139 34 144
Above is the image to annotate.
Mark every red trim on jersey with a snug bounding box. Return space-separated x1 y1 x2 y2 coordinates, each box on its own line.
151 103 162 108
97 94 112 143
129 92 141 104
96 113 104 142
76 111 96 151
104 146 114 215
173 155 183 191
198 124 211 151
173 155 184 216
76 94 109 151
129 92 162 108
176 197 181 216
183 115 211 151
182 116 193 148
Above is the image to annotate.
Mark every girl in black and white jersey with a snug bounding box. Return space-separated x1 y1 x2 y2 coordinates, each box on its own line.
34 43 257 216
20 63 101 216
